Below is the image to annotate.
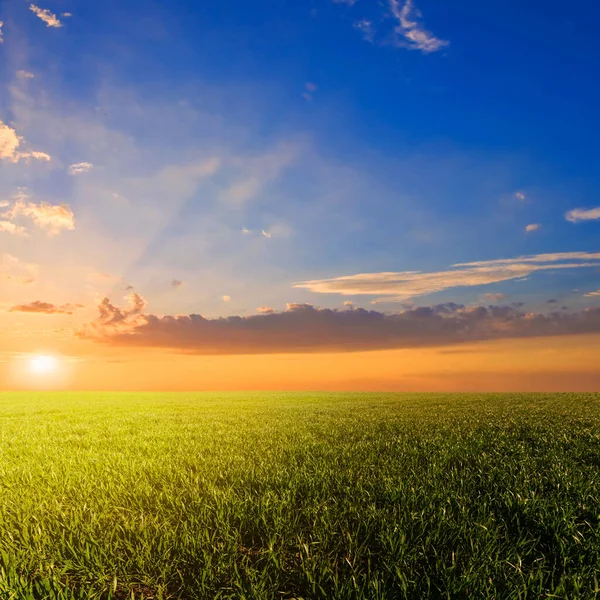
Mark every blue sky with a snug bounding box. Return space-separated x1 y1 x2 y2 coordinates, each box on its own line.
1 0 599 331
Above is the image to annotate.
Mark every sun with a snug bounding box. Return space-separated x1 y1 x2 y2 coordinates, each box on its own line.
28 355 60 376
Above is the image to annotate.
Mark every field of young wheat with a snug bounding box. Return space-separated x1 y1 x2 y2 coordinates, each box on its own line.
0 392 598 599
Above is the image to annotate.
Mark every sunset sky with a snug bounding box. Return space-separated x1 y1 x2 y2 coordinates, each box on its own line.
1 0 599 390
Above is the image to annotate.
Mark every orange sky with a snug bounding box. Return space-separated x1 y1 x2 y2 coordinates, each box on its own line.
2 332 599 391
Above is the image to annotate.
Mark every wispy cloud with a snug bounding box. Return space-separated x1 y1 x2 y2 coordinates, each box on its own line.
565 207 600 223
389 0 448 53
515 192 526 201
482 293 507 302
0 20 4 44
585 290 600 297
29 4 62 28
68 162 94 175
0 220 28 237
0 119 51 163
525 223 540 232
80 296 600 354
16 70 35 79
294 252 600 302
354 19 376 42
0 254 38 285
171 279 184 288
9 301 84 315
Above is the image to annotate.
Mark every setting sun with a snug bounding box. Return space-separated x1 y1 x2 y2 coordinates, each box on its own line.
28 355 59 376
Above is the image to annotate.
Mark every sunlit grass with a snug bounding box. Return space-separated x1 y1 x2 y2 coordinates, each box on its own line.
0 392 598 599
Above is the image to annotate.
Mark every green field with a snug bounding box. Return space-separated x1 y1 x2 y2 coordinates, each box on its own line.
0 392 599 599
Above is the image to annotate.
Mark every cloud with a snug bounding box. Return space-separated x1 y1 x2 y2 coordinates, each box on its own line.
0 21 4 44
585 290 600 297
525 223 540 232
3 198 74 235
354 19 376 42
241 227 251 234
222 295 232 302
0 220 28 237
305 82 318 92
389 0 448 53
515 192 526 201
171 279 184 288
68 162 94 175
9 301 83 315
257 306 275 314
294 252 600 302
80 296 600 355
16 70 35 79
333 0 358 5
482 293 507 302
29 5 62 27
0 253 38 285
0 119 51 163
565 207 600 223
344 301 355 309
261 229 272 239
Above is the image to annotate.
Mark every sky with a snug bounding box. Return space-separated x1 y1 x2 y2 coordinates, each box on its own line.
0 0 599 391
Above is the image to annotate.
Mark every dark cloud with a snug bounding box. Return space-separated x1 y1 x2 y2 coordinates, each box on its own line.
9 301 83 315
171 279 184 288
78 296 600 355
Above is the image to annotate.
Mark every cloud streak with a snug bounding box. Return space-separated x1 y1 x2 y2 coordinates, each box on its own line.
565 207 600 223
389 0 448 53
294 252 600 302
80 296 600 355
9 301 84 315
29 4 62 27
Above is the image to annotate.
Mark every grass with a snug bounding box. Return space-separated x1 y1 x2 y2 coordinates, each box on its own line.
0 392 599 599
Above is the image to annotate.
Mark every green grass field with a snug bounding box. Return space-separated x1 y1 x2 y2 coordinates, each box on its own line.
0 392 599 599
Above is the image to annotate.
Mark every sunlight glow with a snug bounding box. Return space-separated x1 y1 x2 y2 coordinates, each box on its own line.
28 355 60 376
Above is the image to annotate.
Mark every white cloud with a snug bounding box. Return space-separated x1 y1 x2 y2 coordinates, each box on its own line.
68 162 94 175
525 223 540 232
29 5 62 27
16 70 35 79
0 21 4 44
515 192 526 201
389 0 448 53
0 119 51 163
241 227 251 234
565 207 600 223
261 229 272 239
294 252 600 302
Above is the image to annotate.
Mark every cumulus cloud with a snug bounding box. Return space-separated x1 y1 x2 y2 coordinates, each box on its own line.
16 70 35 79
294 252 600 302
9 301 83 315
29 4 62 27
565 207 600 223
68 162 93 175
525 223 540 232
0 253 37 285
79 296 600 355
3 198 74 235
389 0 448 53
0 120 51 163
